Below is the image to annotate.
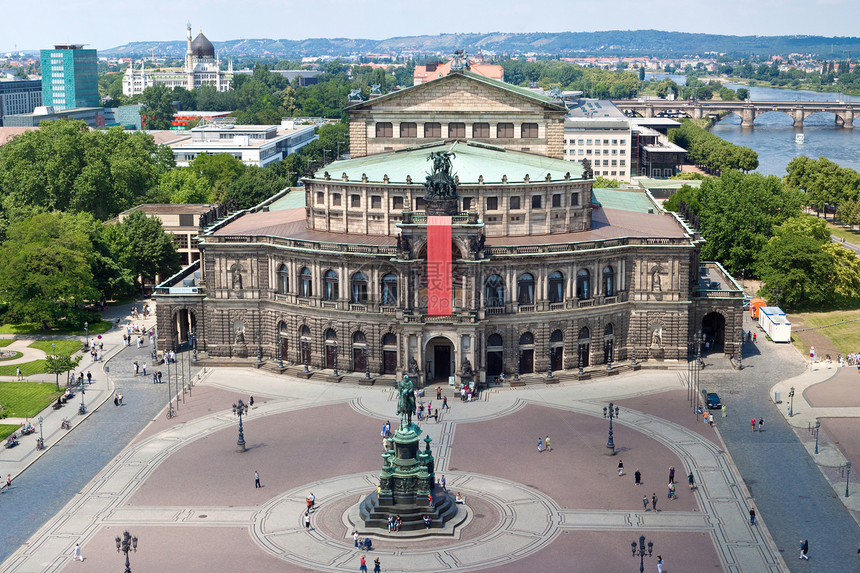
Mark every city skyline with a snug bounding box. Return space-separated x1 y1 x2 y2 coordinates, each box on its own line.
3 0 859 53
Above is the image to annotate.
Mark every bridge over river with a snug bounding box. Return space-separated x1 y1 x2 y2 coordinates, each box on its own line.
614 99 860 128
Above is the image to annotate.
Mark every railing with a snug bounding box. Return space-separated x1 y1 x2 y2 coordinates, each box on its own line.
381 306 397 314
298 298 311 306
549 302 565 311
486 307 505 315
578 299 595 308
321 301 337 309
603 295 618 305
350 304 367 311
517 305 536 313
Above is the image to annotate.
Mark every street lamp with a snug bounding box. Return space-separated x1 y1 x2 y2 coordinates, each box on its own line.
515 350 520 382
84 321 88 347
166 355 175 419
547 345 553 379
277 332 284 369
844 461 852 498
814 420 821 454
632 535 653 573
191 331 197 362
233 399 249 452
37 415 44 450
303 343 309 373
737 329 743 370
115 530 138 573
578 345 584 375
603 402 620 455
365 347 371 381
151 326 158 362
333 340 339 377
606 342 613 371
788 386 795 417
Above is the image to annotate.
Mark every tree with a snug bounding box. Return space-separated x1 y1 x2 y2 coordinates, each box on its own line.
45 353 82 391
139 84 175 130
154 169 213 204
0 213 99 328
106 210 181 289
225 166 290 210
736 87 750 100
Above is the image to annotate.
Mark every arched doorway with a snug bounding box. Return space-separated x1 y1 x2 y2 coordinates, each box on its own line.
702 312 726 352
299 326 312 365
486 333 503 376
603 323 615 364
172 309 197 346
519 332 534 374
352 331 368 372
277 321 289 361
578 327 590 368
425 336 455 381
382 333 397 374
550 329 564 371
324 328 338 369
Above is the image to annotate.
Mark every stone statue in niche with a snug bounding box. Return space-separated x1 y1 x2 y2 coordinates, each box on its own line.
650 325 662 347
651 268 662 292
232 266 243 290
461 357 473 380
408 356 419 377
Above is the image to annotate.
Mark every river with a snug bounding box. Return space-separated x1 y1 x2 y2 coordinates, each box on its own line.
643 73 860 176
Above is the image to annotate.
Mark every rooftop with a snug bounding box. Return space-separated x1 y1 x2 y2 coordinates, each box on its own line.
592 187 660 214
311 140 585 184
567 99 627 119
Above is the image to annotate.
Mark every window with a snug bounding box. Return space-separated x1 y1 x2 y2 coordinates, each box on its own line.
300 267 312 297
578 139 584 145
351 272 368 303
179 214 194 226
351 194 361 208
473 122 490 138
448 122 465 138
371 195 382 209
323 270 339 301
462 197 472 210
497 123 514 138
586 139 592 144
548 271 564 303
510 196 521 210
612 149 617 155
603 139 609 145
531 195 542 209
332 193 341 206
375 122 393 137
571 193 579 206
415 197 426 209
552 194 562 208
381 273 398 305
424 122 441 138
485 275 505 307
611 160 617 166
578 149 584 155
586 149 593 155
400 122 417 137
620 139 626 145
576 269 591 300
620 149 626 155
277 264 289 294
392 196 404 210
603 160 609 166
486 197 498 211
517 273 535 305
612 139 618 145
521 123 538 138
620 160 626 166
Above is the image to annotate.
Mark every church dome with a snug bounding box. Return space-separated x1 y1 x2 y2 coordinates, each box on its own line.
190 32 215 57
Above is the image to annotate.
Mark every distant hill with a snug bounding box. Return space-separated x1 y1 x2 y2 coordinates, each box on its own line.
102 30 860 59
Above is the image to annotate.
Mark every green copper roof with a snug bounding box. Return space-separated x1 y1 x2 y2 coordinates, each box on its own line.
314 141 585 185
592 187 659 213
346 70 566 111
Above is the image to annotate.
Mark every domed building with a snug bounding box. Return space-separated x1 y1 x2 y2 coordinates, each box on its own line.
122 24 233 97
154 70 743 384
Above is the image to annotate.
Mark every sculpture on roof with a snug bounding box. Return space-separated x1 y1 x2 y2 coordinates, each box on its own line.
348 89 363 102
581 158 594 180
450 49 471 71
424 151 458 200
370 84 382 95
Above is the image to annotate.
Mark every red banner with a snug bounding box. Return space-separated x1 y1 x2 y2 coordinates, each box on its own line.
427 216 452 316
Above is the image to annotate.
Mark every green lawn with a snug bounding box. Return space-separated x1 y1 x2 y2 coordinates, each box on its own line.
0 319 112 336
791 309 860 355
0 360 48 377
823 220 860 244
0 424 20 441
0 381 63 418
29 340 82 355
0 339 13 348
0 351 22 361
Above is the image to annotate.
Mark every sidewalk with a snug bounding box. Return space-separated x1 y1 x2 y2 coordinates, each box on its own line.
0 302 156 492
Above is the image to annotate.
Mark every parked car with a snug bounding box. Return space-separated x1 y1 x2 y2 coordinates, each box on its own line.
705 392 722 409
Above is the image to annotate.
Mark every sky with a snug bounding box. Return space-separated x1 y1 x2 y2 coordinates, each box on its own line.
2 0 859 52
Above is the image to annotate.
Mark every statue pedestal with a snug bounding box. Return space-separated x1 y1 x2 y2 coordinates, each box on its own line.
649 346 665 361
232 343 248 359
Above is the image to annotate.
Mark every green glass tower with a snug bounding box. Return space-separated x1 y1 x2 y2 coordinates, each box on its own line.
41 45 98 110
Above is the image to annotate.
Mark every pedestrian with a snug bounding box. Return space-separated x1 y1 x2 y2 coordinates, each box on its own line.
618 460 624 476
16 367 22 380
304 511 311 530
668 482 675 500
73 542 83 562
433 408 439 422
657 554 663 573
753 332 757 343
436 386 442 400
118 393 123 406
749 507 756 525
643 495 649 511
153 373 158 384
634 469 641 486
787 403 791 417
545 435 551 452
255 471 261 488
800 539 809 560
440 475 446 490
751 418 756 432
360 555 368 572
133 361 139 376
373 557 381 573
651 493 658 512
668 466 675 484
758 418 764 432
86 371 92 384
142 362 147 376
308 492 316 511
158 371 163 384
538 437 542 453
114 393 119 407
688 472 695 489
722 404 726 418
442 396 449 410
250 396 255 408
6 474 11 489
354 530 360 547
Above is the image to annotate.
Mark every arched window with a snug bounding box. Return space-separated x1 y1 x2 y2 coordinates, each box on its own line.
485 275 505 307
277 264 289 294
578 327 590 341
550 329 564 343
548 271 564 304
375 122 393 137
517 273 535 305
325 328 337 342
323 270 338 301
351 272 368 303
488 334 503 347
300 267 312 297
603 265 615 297
300 325 311 339
381 273 398 306
519 332 534 346
604 323 614 336
353 331 366 344
382 333 397 346
576 269 591 300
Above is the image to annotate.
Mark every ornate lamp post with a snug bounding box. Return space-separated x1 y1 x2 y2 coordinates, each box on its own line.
607 343 613 371
233 399 249 452
737 328 743 370
547 346 553 379
151 326 158 362
333 340 339 377
814 420 821 454
578 345 584 376
788 386 795 417
365 347 371 381
303 343 309 373
277 333 284 369
115 530 138 573
191 331 197 362
84 321 88 347
844 461 852 497
37 415 44 450
603 402 620 455
631 535 653 573
256 328 263 365
515 350 520 382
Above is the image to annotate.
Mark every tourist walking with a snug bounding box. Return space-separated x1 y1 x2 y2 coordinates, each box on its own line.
749 507 756 525
642 495 649 511
118 393 123 406
651 493 658 512
545 435 551 452
668 482 675 500
758 418 764 432
440 475 446 490
373 557 381 573
442 396 449 410
618 460 624 476
16 367 22 380
142 362 147 376
634 469 641 486
751 418 756 432
359 555 367 572
354 530 360 547
114 393 119 407
86 371 92 384
657 554 664 573
304 511 311 529
799 539 809 560
537 437 542 453
668 466 675 484
73 543 83 562
255 471 261 488
307 492 315 512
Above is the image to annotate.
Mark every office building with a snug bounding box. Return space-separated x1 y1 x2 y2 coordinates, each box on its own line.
41 44 98 110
